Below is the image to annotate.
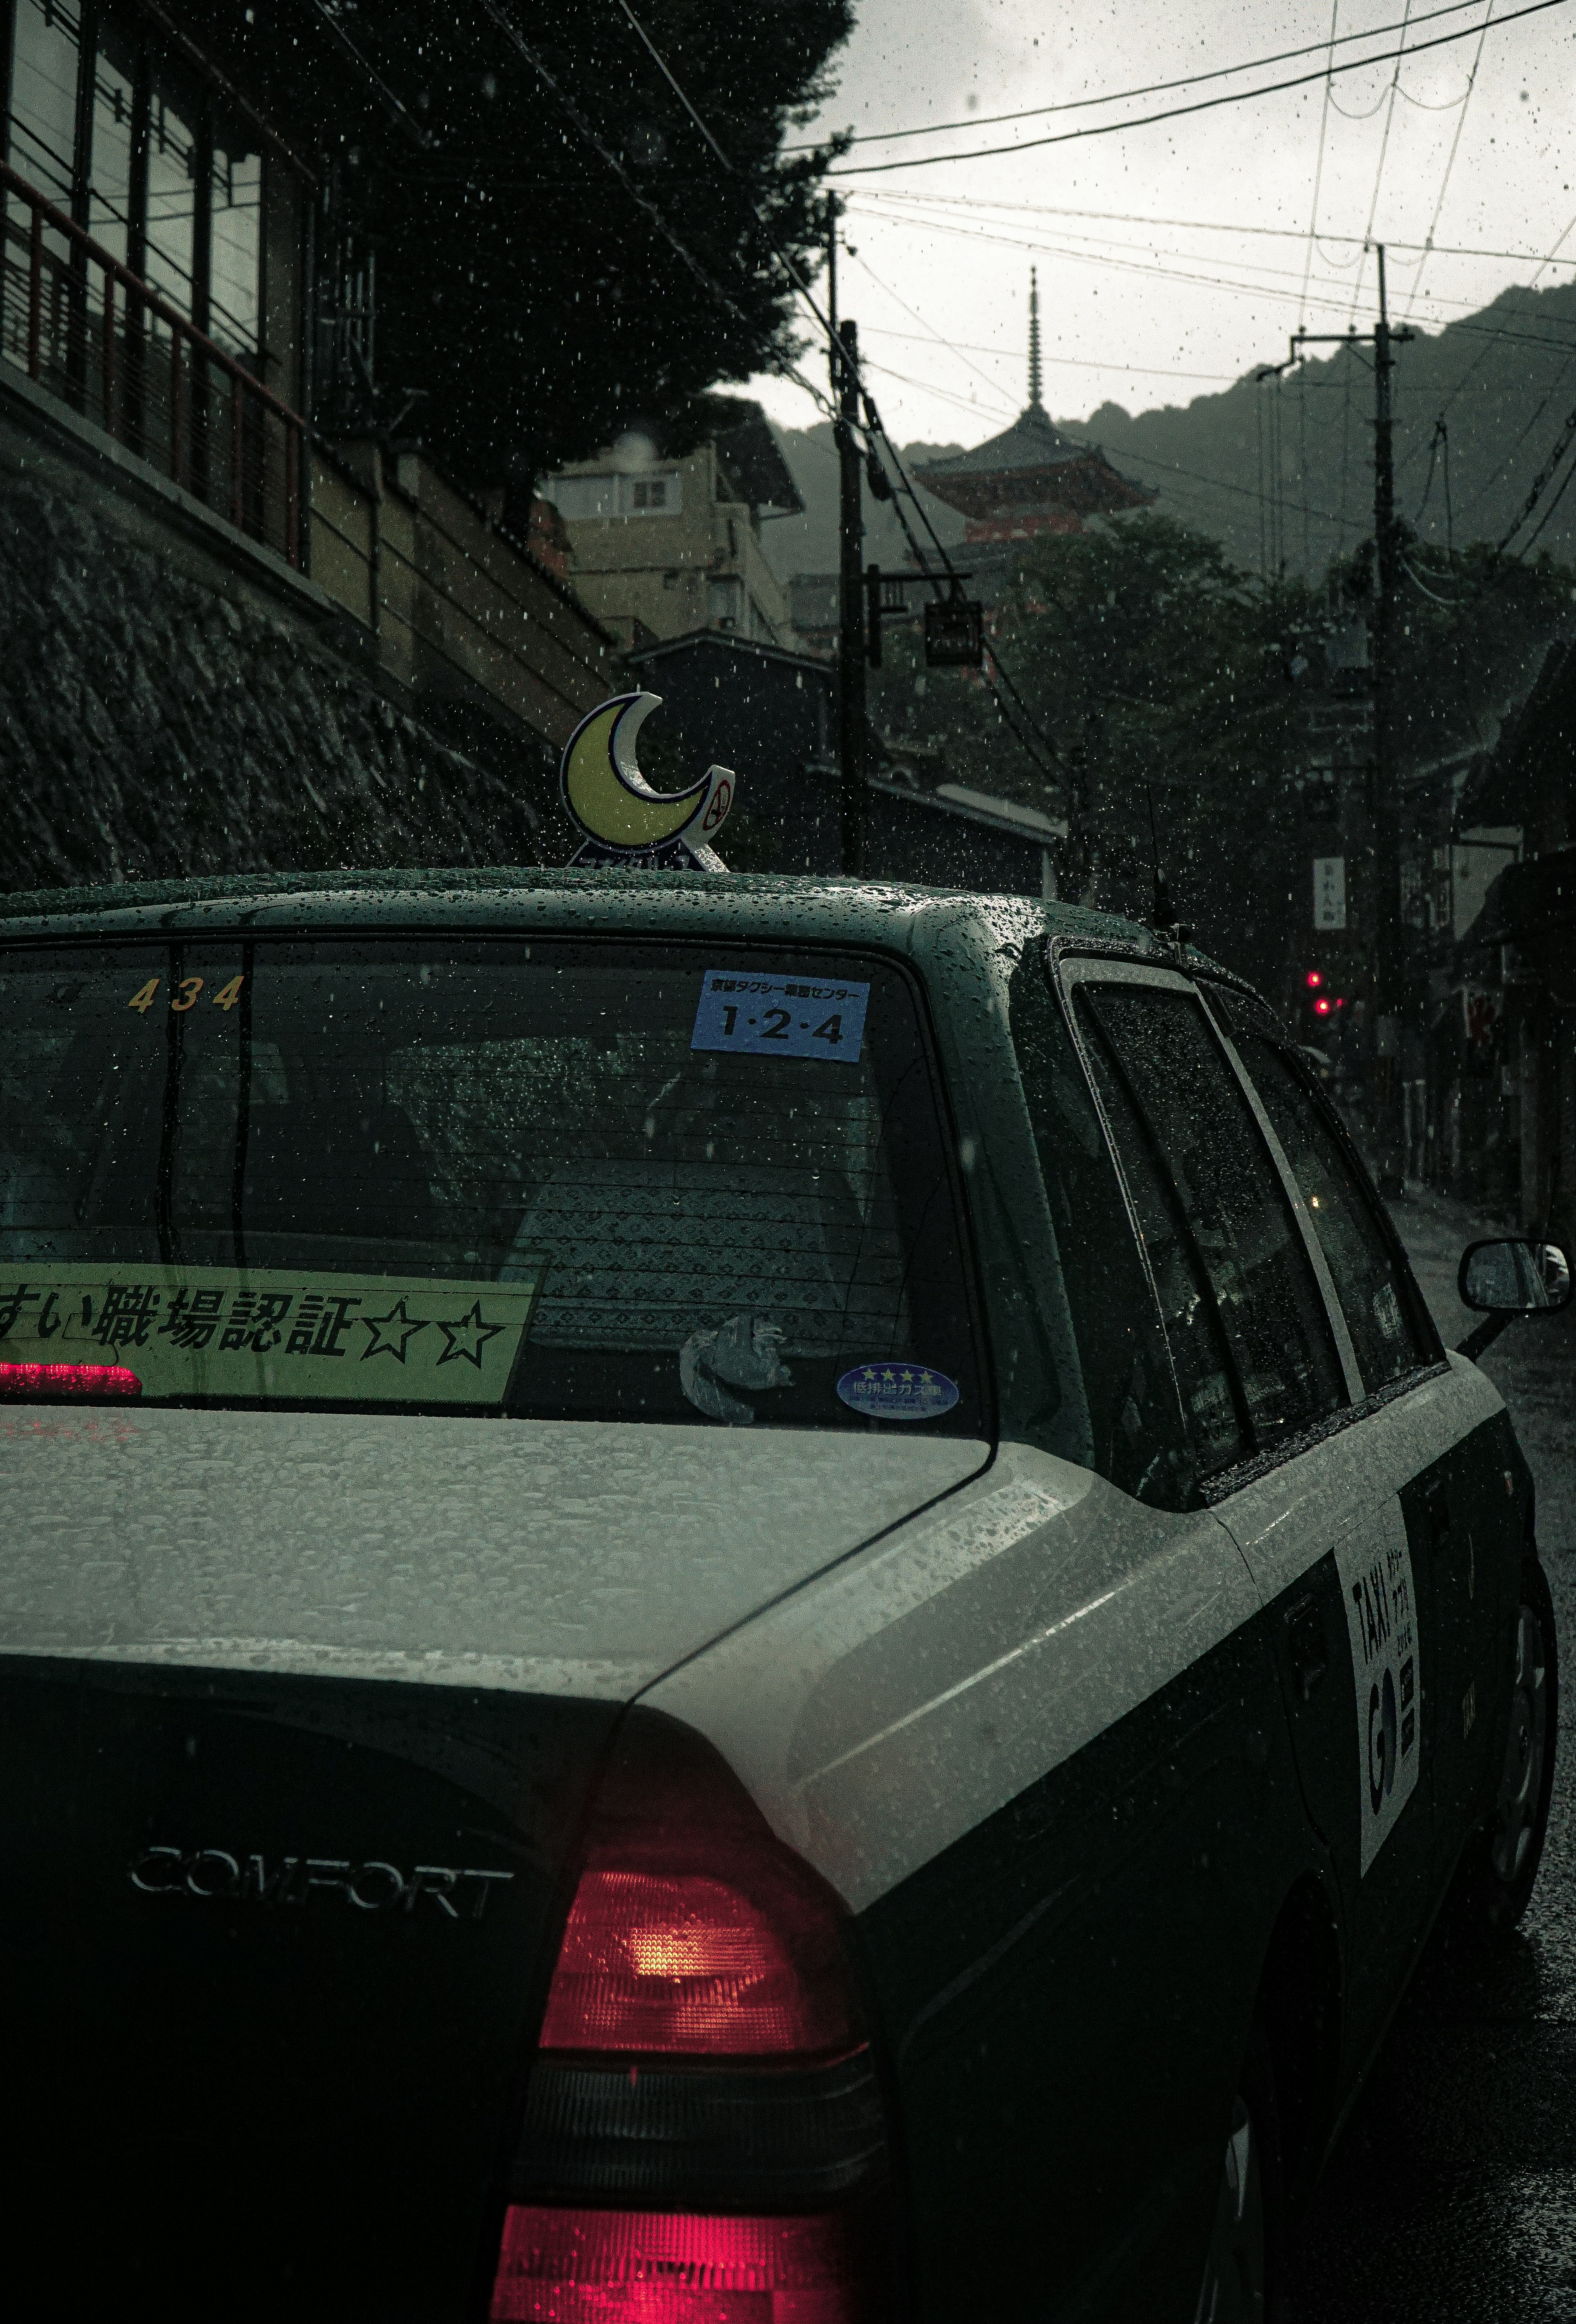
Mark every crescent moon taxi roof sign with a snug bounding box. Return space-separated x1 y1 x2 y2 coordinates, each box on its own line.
560 691 735 870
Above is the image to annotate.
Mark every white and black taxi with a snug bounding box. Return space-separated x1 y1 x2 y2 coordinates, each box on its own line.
0 862 1563 2322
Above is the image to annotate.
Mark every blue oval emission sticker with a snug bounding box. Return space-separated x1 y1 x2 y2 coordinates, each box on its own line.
836 1363 960 1422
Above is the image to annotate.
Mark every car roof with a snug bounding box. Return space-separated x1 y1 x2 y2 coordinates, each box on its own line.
0 864 1256 1001
0 862 1148 944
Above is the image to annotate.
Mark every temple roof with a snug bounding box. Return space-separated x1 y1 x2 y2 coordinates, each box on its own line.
913 402 1087 483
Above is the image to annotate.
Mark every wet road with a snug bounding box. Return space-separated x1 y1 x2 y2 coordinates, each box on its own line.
1294 1188 1576 2321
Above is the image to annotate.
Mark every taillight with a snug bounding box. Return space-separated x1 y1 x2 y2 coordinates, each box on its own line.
490 2205 872 2322
491 1716 891 2320
0 1362 141 1398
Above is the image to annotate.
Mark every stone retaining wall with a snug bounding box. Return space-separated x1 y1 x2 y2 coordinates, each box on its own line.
0 466 550 894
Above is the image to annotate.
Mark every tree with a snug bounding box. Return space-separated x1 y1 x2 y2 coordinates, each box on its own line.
257 0 851 488
870 514 1576 1001
873 516 1318 993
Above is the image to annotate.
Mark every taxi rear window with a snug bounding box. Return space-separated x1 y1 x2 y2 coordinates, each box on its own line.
0 937 985 1432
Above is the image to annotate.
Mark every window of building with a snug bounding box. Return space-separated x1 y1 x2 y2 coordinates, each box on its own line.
2 0 266 358
542 470 682 521
708 574 743 628
7 0 76 211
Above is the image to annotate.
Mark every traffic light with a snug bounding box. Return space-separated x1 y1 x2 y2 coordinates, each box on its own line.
1301 970 1346 1039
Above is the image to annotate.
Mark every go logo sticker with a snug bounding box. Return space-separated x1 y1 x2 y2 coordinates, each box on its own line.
1335 1500 1421 1875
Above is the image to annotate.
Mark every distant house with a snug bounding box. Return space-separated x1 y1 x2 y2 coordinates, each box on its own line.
619 628 1065 897
541 399 801 651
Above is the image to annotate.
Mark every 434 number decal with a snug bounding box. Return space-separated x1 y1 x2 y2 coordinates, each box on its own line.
128 975 245 1016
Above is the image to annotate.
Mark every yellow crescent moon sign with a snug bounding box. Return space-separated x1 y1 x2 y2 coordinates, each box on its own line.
560 692 733 852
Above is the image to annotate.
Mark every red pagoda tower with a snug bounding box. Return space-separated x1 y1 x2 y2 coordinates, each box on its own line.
913 272 1154 599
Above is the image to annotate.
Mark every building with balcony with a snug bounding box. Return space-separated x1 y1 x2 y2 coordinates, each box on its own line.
0 0 619 890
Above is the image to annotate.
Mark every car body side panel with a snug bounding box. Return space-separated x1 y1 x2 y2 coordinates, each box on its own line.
644 1441 1259 1913
1215 1356 1505 2065
645 1440 1313 2316
1404 1400 1527 1874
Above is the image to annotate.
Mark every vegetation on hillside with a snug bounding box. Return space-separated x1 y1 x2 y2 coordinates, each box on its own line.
872 514 1574 995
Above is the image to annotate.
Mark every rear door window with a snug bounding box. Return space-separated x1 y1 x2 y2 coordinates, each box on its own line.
1226 1026 1439 1392
0 938 985 1433
1008 952 1198 1507
1075 981 1346 1466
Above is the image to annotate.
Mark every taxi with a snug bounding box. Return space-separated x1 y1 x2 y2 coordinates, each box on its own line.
0 848 1562 2323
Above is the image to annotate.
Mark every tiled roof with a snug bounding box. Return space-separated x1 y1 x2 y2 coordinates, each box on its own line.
913 403 1085 481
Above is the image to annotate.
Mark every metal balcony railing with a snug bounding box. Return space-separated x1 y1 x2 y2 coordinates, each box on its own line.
0 159 304 569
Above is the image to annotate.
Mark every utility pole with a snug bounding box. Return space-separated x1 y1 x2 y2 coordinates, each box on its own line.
1370 245 1404 1042
829 201 866 875
1291 245 1414 1185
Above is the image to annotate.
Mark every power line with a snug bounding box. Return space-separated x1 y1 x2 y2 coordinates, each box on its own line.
861 326 1239 384
792 0 1494 150
826 0 1569 177
855 189 1576 274
849 248 1011 411
1513 442 1576 555
469 0 751 320
1349 0 1415 325
845 199 1575 339
602 0 1063 788
1403 0 1495 318
1396 201 1576 474
1300 1 1341 328
1497 392 1576 547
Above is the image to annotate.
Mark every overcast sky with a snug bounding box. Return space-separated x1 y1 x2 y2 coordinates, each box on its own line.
745 0 1576 446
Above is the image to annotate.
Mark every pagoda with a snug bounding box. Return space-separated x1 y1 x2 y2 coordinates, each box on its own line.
912 272 1154 599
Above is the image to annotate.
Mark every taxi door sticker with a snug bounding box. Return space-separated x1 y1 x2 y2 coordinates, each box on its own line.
1335 1498 1421 1875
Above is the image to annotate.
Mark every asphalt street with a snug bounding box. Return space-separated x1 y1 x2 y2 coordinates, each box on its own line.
1293 1187 1576 2322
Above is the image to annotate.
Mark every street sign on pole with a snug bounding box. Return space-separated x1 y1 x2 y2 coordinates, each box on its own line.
1313 856 1347 931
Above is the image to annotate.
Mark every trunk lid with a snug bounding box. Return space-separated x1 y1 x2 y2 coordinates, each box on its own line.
1 1405 983 2315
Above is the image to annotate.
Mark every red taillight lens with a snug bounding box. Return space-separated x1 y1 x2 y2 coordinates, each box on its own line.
537 1723 864 2064
540 1867 855 2057
0 1362 141 1398
502 1721 889 2322
489 2204 870 2322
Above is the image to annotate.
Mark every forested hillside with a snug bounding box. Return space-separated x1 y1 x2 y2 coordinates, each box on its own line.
764 279 1576 583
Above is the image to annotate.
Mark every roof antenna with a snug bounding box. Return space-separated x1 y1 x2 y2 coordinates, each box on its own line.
1145 783 1189 951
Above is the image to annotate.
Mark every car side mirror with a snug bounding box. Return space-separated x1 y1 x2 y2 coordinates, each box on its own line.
1459 1239 1573 1315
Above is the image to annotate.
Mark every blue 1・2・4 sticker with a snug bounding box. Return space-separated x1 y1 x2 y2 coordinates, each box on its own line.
691 968 870 1062
837 1362 960 1422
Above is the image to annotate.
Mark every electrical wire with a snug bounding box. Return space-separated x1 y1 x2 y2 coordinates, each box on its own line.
1349 0 1414 326
1459 342 1576 516
1396 201 1576 475
1404 0 1494 318
842 197 1576 338
790 0 1494 149
862 327 1239 385
855 189 1576 275
1497 392 1576 547
1299 1 1340 328
825 0 1567 176
1512 445 1576 556
606 0 1063 786
470 0 751 321
849 248 1015 410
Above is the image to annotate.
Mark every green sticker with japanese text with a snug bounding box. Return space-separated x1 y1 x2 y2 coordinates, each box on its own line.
0 1264 545 1406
